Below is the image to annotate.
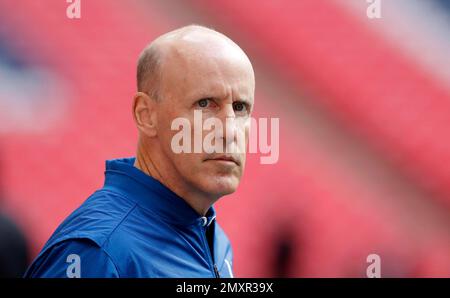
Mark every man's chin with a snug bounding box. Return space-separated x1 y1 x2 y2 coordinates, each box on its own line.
201 176 240 197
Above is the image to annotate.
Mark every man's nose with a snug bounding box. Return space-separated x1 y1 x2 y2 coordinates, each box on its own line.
219 104 242 147
221 102 236 119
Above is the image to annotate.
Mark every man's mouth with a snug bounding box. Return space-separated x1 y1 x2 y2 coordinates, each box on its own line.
204 154 240 166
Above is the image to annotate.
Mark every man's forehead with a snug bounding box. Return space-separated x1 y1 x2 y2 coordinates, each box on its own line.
160 35 248 66
149 26 254 100
185 76 254 100
165 53 253 95
155 26 252 70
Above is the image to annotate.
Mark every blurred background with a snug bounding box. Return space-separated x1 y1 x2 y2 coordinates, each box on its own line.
0 0 449 277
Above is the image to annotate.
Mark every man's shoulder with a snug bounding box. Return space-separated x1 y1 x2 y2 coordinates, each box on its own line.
44 189 138 251
25 189 140 277
24 237 120 278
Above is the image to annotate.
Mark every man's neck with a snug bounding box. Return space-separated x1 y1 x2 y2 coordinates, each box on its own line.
134 144 214 216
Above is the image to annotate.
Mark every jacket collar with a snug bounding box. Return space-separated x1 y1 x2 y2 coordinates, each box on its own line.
102 157 216 227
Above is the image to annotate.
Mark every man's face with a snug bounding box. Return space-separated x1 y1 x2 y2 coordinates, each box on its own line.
155 39 255 198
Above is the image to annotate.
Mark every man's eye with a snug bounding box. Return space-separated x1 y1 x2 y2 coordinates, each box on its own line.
197 98 212 108
233 101 247 112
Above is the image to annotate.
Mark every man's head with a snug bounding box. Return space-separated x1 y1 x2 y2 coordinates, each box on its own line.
133 25 255 213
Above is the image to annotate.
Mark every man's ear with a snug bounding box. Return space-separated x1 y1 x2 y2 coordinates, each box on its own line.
133 92 158 137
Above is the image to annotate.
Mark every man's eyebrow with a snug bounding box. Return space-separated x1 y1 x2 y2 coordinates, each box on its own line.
216 97 253 107
190 92 216 101
236 98 252 104
234 98 253 108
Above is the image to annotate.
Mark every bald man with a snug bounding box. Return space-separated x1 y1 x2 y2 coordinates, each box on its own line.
24 25 255 278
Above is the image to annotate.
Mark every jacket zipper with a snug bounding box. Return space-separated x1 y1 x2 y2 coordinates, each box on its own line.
213 264 220 278
201 225 220 278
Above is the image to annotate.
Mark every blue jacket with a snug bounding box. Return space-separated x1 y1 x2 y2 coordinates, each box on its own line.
24 157 234 278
